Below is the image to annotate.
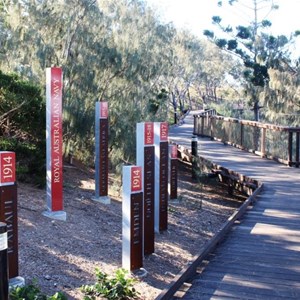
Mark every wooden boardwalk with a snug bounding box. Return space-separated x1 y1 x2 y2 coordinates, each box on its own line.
166 111 300 299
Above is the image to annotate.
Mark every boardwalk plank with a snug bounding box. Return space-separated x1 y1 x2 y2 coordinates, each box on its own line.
185 278 300 299
198 262 300 281
244 215 300 228
194 271 300 288
207 251 300 266
211 243 300 258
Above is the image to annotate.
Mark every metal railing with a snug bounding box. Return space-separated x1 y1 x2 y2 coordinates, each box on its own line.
194 110 300 167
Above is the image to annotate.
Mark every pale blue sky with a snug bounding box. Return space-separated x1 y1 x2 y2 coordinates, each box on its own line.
145 0 300 55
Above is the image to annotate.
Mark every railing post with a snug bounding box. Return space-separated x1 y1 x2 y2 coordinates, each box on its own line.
288 131 293 167
211 117 216 141
0 222 8 300
191 135 198 156
205 113 209 128
253 126 259 152
240 123 244 149
201 116 204 136
193 115 197 135
261 128 266 158
191 136 198 179
296 132 300 168
195 112 300 166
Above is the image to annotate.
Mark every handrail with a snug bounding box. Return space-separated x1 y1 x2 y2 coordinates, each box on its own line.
205 115 299 132
193 112 300 167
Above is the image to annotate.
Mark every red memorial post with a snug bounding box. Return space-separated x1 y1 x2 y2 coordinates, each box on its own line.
122 166 143 271
154 122 169 233
44 67 66 221
136 122 155 255
0 152 22 283
92 101 110 204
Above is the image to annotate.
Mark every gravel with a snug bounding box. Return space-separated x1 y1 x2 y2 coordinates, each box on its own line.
17 161 246 299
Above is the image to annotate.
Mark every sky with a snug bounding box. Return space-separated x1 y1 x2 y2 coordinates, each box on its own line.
145 0 300 55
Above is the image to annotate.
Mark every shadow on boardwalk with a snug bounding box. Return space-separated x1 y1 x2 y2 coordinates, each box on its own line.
165 111 300 300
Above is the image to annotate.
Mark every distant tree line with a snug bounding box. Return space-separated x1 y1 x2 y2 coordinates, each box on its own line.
0 0 236 176
0 0 299 182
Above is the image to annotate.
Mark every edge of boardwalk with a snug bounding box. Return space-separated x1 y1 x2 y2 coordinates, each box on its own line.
155 148 263 300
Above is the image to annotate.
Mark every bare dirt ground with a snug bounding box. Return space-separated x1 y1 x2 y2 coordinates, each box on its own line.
17 161 246 299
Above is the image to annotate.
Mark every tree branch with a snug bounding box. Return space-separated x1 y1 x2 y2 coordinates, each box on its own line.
0 100 26 122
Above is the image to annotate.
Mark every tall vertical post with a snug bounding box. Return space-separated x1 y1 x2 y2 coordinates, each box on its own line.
154 122 169 233
44 67 66 221
193 115 197 135
296 132 300 168
261 128 266 158
240 123 244 149
0 222 8 300
122 166 143 271
0 152 18 280
93 102 110 204
191 136 198 179
169 144 178 202
136 123 155 255
288 132 293 167
201 116 204 136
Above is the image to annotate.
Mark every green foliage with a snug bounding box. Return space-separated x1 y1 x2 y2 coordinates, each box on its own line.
204 0 299 122
48 292 68 300
236 26 251 39
208 4 278 92
227 39 238 50
148 89 169 116
212 16 222 24
203 30 214 39
81 268 140 300
9 282 43 300
0 0 242 172
9 281 67 300
0 138 45 186
0 70 45 140
216 39 227 49
261 20 272 28
0 71 46 186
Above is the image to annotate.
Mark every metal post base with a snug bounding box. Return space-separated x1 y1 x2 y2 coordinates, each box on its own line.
91 196 111 204
9 276 25 290
42 210 67 221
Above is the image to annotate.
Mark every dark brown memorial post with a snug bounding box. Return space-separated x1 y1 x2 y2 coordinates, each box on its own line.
0 222 8 300
154 122 169 233
136 122 155 255
93 101 110 204
169 144 178 202
0 152 19 281
122 166 143 271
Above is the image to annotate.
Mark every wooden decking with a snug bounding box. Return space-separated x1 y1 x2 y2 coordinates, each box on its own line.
164 111 300 299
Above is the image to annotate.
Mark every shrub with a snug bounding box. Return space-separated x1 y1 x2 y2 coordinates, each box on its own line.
0 70 46 187
0 138 46 187
9 280 67 300
81 268 140 300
